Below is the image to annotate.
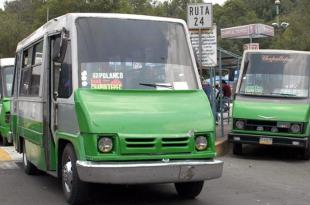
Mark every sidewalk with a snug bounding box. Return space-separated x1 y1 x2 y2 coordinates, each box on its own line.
215 121 230 156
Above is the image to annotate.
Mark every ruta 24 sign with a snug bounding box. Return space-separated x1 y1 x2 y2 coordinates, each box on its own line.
187 3 213 29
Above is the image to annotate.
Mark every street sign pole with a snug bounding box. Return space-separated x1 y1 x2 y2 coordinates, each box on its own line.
187 3 219 125
198 28 203 76
218 51 224 138
210 66 216 121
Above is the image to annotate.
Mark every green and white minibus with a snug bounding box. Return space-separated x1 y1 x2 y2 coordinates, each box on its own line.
11 13 223 204
229 50 310 160
0 58 15 145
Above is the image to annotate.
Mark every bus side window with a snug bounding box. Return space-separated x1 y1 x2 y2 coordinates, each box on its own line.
30 41 43 96
20 48 32 96
19 40 43 97
12 53 19 98
52 37 72 99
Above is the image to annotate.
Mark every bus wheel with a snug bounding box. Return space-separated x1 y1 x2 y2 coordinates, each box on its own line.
233 143 243 155
22 140 37 175
2 136 9 146
302 139 310 160
62 144 89 205
175 181 204 199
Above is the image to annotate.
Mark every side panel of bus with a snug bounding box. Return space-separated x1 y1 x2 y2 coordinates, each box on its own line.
13 32 79 174
14 39 47 170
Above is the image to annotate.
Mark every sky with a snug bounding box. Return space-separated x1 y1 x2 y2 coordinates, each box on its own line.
0 0 10 9
0 0 228 10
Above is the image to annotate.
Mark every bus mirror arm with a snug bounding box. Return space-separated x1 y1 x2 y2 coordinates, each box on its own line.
53 28 69 63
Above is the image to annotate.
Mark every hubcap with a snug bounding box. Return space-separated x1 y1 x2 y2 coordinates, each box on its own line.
63 159 73 193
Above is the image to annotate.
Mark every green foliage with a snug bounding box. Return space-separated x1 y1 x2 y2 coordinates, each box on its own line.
0 0 309 57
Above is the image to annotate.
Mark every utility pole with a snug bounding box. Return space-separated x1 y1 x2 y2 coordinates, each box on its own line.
47 7 49 22
275 0 280 26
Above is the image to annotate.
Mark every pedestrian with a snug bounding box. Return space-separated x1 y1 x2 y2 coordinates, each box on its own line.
221 80 232 98
202 80 211 101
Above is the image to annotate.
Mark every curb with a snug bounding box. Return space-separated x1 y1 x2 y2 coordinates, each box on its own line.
216 138 229 157
0 147 12 161
0 146 22 162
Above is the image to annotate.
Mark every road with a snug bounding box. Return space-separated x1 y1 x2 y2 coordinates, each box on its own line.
0 144 309 205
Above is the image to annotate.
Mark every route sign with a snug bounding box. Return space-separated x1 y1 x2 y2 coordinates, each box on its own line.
190 25 217 67
243 43 260 50
187 3 213 29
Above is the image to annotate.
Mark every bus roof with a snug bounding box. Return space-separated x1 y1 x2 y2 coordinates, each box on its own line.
0 58 15 67
16 13 187 52
244 49 310 55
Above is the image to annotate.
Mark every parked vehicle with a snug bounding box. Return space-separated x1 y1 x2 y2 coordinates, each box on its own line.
0 58 14 145
11 13 223 204
229 50 310 160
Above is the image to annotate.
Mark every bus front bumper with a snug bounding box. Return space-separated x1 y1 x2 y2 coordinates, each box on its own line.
228 133 309 148
76 159 223 184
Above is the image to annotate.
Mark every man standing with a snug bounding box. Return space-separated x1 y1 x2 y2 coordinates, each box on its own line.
221 80 231 98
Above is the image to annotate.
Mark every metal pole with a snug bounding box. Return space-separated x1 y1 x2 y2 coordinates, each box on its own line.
212 67 216 121
276 4 279 26
199 29 203 77
208 66 213 103
47 7 49 22
219 51 224 138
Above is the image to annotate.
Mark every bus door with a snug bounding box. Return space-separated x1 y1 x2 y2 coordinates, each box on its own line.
48 33 73 173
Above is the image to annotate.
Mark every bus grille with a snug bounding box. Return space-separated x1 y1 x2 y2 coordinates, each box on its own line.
120 136 192 155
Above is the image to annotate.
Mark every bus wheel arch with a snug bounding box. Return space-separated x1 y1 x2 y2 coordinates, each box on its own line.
57 139 72 178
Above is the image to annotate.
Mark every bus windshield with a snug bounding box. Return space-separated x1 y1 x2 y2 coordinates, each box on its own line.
2 66 14 97
76 17 198 90
239 52 310 98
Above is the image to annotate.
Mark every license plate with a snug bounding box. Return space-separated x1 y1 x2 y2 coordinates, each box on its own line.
259 137 273 145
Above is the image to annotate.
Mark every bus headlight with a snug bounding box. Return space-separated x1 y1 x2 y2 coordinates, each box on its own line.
98 137 113 153
195 136 208 151
235 120 245 129
291 124 301 133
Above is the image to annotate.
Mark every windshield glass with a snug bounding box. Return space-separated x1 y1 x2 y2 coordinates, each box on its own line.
239 52 310 98
76 17 198 90
2 66 14 97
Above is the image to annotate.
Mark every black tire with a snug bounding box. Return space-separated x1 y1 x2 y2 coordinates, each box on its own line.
22 140 37 175
233 143 243 155
175 181 204 199
2 136 9 146
302 139 310 160
62 143 89 205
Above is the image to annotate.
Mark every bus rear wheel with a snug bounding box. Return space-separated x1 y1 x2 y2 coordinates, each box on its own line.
61 144 89 205
2 136 9 146
302 139 310 160
233 143 243 155
22 140 37 175
175 181 204 199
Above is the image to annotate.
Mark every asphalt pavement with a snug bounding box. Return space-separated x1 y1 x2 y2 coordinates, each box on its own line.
0 144 309 205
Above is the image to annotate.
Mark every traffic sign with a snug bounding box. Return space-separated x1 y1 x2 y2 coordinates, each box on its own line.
187 3 213 29
190 25 217 67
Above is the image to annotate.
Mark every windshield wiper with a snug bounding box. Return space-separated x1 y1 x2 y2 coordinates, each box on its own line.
139 83 173 89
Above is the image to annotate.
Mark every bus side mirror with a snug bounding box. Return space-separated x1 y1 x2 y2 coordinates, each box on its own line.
53 28 69 63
